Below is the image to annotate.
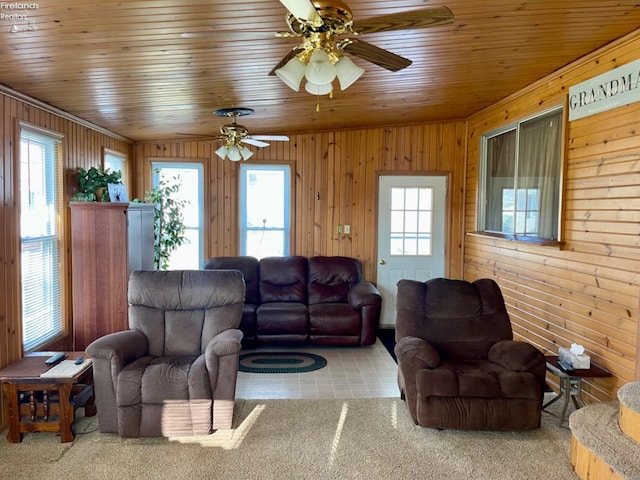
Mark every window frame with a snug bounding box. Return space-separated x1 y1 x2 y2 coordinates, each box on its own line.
477 106 565 244
239 163 292 258
18 121 66 353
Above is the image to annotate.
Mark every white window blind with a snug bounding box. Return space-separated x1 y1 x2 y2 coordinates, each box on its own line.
20 126 64 352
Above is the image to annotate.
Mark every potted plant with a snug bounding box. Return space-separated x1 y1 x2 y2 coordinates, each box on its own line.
134 171 189 270
73 166 122 202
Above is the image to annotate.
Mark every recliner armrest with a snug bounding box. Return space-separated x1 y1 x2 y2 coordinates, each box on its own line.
347 281 382 309
205 328 244 358
395 336 441 369
488 340 545 373
86 329 148 363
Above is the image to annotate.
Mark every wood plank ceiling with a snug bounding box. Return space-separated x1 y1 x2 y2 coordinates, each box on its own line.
1 0 640 142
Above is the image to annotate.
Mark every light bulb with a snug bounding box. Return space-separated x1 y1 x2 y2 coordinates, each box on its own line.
227 145 242 161
335 56 365 90
215 145 229 159
304 49 337 85
275 56 306 91
240 145 254 160
305 81 333 96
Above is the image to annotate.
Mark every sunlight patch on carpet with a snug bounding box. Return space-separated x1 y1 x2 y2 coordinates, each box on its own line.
168 403 266 449
329 402 349 466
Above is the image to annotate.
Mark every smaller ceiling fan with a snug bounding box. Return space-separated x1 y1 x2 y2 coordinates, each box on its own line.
180 108 289 161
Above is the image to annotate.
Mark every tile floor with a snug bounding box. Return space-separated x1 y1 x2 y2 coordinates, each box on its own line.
235 339 400 400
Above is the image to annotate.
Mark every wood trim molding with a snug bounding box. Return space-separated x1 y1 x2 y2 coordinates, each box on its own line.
0 83 132 144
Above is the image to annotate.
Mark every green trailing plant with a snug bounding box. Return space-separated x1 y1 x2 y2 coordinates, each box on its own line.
142 172 189 270
73 166 122 201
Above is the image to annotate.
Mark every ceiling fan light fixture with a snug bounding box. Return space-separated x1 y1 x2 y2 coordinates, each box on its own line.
275 57 306 91
227 145 243 162
335 56 364 90
215 145 229 160
305 81 333 96
304 48 337 85
240 145 254 160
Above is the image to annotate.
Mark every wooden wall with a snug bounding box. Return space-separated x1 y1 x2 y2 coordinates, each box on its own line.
0 87 132 426
465 30 640 403
133 122 468 282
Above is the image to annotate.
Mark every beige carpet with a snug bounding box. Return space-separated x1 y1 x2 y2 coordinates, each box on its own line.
0 396 578 479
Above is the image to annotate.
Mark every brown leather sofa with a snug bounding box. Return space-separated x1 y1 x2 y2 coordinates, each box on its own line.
203 255 382 347
86 269 245 437
394 277 546 431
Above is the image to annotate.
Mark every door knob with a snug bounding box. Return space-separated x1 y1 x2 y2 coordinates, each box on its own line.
379 259 386 265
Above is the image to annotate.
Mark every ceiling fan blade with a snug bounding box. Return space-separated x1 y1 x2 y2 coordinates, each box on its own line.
343 39 412 72
251 135 290 142
279 0 324 27
243 138 270 147
353 6 454 35
269 48 303 76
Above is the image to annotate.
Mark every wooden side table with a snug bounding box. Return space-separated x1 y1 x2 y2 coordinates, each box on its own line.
0 352 96 443
543 355 611 426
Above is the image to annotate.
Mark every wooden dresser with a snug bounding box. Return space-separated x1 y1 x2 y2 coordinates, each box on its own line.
69 202 155 350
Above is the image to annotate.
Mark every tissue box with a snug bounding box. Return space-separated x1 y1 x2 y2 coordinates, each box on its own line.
559 347 590 369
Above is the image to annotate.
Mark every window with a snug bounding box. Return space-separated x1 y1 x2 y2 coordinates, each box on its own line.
103 148 127 185
479 108 563 240
390 187 433 256
240 164 291 258
20 125 64 352
151 162 204 269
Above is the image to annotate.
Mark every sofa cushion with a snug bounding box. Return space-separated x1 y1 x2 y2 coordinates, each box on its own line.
309 304 360 336
416 359 541 400
259 256 307 303
257 302 308 335
308 256 361 304
422 278 513 360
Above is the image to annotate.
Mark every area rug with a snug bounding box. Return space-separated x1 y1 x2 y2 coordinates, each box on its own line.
0 396 578 480
238 351 327 373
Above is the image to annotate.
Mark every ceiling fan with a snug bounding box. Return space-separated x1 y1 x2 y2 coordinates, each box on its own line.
183 1 454 97
181 108 290 161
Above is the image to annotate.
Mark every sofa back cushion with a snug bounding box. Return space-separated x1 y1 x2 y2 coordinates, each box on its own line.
259 256 307 303
396 277 513 360
128 270 245 357
203 256 260 305
308 256 361 304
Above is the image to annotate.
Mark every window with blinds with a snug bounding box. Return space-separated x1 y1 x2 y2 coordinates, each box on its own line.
20 125 64 352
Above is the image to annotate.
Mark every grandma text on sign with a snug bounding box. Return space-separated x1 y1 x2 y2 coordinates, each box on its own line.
568 59 640 121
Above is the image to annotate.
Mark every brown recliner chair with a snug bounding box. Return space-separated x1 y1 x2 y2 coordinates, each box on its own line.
86 269 245 437
395 277 546 431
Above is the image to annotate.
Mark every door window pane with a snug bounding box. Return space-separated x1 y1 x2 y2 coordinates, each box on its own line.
389 187 433 256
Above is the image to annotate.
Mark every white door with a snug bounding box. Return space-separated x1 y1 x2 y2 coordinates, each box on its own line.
376 175 447 327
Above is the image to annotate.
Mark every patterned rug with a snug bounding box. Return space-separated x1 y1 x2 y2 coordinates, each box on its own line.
238 351 327 373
